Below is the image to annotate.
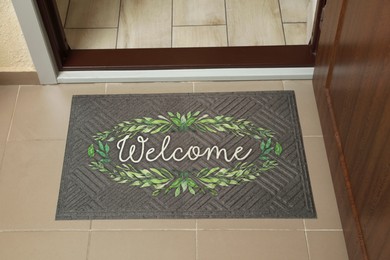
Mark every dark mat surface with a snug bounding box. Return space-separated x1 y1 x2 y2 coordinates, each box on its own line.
56 91 316 220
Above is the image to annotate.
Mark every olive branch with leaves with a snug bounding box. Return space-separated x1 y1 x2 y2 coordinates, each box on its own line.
88 111 283 197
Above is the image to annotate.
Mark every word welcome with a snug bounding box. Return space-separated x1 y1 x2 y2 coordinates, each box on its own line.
117 135 252 163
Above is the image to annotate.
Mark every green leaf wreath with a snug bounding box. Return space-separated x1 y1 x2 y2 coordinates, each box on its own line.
88 111 283 197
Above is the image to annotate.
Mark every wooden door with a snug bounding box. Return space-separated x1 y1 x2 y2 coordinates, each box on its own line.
313 0 390 259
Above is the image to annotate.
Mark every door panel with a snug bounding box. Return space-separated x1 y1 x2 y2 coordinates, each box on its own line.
314 0 390 259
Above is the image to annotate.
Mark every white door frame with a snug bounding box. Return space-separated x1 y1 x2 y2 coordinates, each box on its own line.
13 0 314 85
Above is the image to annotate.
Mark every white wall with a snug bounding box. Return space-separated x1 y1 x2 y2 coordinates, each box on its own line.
0 0 35 72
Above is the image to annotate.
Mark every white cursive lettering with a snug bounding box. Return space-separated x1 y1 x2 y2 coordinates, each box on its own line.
117 135 252 163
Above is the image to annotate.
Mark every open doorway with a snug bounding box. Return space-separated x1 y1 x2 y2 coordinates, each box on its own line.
34 0 324 71
57 0 316 49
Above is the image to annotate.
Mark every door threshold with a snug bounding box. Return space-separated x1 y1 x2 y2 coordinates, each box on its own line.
57 67 314 84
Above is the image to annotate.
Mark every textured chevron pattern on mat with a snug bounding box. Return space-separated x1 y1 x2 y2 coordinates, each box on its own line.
56 91 316 219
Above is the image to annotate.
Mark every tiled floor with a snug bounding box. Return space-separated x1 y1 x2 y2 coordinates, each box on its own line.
0 81 349 259
56 0 310 49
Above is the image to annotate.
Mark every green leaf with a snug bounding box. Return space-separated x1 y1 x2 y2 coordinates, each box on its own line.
175 187 181 197
200 177 219 183
98 141 104 151
88 144 95 158
170 178 182 188
152 190 161 196
131 181 141 186
158 115 169 121
141 182 151 188
260 141 265 151
204 125 217 133
150 168 165 178
171 118 182 127
150 125 166 134
263 147 273 155
187 111 192 119
150 119 170 125
188 186 196 195
210 190 218 196
181 180 188 192
193 111 201 117
266 138 272 149
107 137 115 142
150 178 170 184
204 167 220 177
176 112 181 118
181 115 187 124
187 178 198 188
186 117 196 127
104 144 110 153
275 142 283 156
167 112 175 117
198 118 217 124
96 150 106 158
100 158 111 164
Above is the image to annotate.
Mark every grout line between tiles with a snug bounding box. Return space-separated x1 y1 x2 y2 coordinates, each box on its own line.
172 24 227 28
195 220 199 260
88 229 197 232
224 0 230 46
192 82 195 93
85 230 92 260
104 83 108 94
5 85 21 143
63 0 71 28
170 0 174 48
0 228 311 233
115 0 122 49
305 229 344 232
303 220 312 260
0 229 91 233
0 227 340 233
277 0 287 45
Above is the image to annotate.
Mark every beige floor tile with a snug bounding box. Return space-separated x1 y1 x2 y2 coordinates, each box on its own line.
117 0 172 48
0 232 89 260
283 80 323 136
173 0 226 26
279 0 309 23
198 230 309 260
198 218 303 230
107 82 193 94
194 80 283 92
226 0 285 46
65 29 117 49
303 137 342 229
8 84 105 141
0 143 5 165
66 0 120 28
0 86 18 142
0 85 18 164
307 231 349 260
88 231 196 260
55 0 69 26
0 141 90 230
284 23 308 45
92 219 196 230
173 26 227 47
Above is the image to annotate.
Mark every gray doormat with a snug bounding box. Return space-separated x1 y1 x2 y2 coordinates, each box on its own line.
56 91 316 220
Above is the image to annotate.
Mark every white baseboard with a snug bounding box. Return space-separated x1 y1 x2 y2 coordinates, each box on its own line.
57 67 314 83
